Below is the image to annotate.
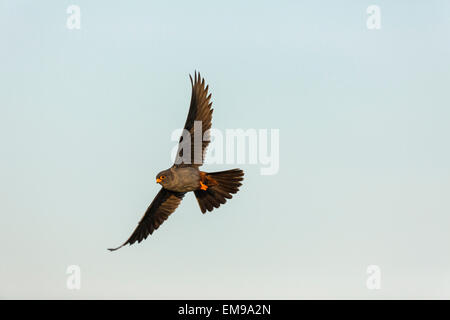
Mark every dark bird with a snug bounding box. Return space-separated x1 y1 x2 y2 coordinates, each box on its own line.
108 72 244 251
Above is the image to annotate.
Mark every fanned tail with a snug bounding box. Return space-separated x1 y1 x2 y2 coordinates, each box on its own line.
194 169 244 213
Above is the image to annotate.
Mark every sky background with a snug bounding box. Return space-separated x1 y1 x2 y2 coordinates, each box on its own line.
1 0 450 299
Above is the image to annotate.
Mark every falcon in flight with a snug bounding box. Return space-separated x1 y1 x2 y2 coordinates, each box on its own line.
109 72 244 251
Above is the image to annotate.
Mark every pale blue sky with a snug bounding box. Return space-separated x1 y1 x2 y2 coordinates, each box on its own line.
1 0 450 299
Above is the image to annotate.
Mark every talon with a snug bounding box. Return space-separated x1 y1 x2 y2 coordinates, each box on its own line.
200 181 208 191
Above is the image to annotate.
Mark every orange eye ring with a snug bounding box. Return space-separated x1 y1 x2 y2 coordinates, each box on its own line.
160 175 166 180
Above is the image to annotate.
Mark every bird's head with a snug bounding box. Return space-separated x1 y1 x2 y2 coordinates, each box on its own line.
155 169 174 188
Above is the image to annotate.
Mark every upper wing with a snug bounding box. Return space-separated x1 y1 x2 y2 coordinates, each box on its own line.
174 71 213 167
108 188 185 251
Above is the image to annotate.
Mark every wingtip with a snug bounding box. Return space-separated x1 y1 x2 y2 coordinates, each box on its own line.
107 245 123 252
190 70 203 86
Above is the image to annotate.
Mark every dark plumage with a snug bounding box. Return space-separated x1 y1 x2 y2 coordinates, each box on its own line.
108 72 244 251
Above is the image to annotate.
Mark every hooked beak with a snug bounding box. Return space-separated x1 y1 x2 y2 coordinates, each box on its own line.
156 178 162 183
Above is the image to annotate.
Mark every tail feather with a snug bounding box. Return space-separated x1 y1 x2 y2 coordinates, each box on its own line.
194 169 244 213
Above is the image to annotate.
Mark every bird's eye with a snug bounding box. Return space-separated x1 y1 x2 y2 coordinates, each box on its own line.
160 175 165 180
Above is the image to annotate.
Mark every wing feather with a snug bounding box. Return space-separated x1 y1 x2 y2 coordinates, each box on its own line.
174 71 213 167
108 188 185 251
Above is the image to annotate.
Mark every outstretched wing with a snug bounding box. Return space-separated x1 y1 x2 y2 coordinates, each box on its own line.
174 71 213 167
108 188 185 251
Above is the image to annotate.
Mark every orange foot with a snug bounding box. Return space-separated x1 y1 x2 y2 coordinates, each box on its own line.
200 181 208 191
